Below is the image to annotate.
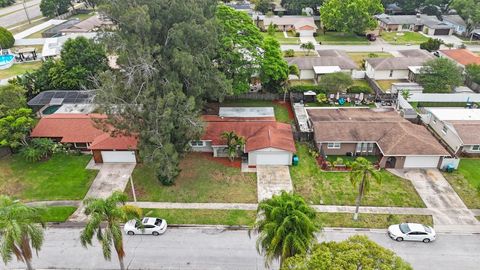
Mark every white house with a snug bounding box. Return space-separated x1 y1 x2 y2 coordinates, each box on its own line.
443 15 467 36
365 49 433 80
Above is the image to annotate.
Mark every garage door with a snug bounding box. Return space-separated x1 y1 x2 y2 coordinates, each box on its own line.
404 156 440 168
298 30 315 37
101 151 136 163
434 29 450 35
255 152 291 166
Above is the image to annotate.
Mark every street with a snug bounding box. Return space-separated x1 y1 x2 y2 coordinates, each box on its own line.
0 0 42 28
2 226 480 270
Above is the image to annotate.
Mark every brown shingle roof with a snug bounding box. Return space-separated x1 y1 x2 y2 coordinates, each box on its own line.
449 121 480 145
309 108 448 156
286 51 357 70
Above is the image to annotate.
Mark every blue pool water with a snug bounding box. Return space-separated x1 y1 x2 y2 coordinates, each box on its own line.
0 54 14 65
42 105 61 115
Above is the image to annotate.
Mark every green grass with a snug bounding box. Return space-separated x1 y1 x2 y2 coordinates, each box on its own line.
376 80 405 92
347 52 393 68
69 12 95 21
443 159 480 209
380 32 430 44
0 154 97 201
9 17 49 35
0 61 43 80
290 144 426 207
315 32 370 45
39 206 77 222
144 209 256 226
142 209 433 228
284 51 317 57
289 80 316 86
221 99 293 123
260 32 300 44
126 153 257 203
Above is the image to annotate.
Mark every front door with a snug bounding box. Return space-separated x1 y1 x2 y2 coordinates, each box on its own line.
385 157 396 168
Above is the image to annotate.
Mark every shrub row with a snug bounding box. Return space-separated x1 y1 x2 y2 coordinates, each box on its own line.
289 84 372 94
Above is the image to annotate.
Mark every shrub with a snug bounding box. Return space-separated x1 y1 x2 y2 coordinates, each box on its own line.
420 38 442 52
284 49 295 57
20 138 65 162
295 32 300 37
333 157 344 166
316 93 327 103
347 85 372 93
20 146 43 162
318 72 353 93
0 27 14 49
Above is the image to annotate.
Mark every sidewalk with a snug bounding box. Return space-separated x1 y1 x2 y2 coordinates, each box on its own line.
14 19 65 39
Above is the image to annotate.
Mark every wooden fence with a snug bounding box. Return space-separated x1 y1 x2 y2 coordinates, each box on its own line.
224 92 285 101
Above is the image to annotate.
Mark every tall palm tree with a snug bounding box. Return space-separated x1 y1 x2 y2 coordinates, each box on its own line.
221 131 245 161
80 192 142 270
350 157 381 221
0 195 45 270
250 191 321 268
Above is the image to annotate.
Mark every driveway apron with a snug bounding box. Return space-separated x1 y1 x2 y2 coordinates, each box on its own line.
256 165 293 201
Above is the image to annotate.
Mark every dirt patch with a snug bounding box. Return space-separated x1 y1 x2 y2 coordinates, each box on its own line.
273 100 294 120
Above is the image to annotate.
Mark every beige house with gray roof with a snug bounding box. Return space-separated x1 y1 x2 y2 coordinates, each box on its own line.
365 49 433 80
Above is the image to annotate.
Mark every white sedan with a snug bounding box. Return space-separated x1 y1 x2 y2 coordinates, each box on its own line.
124 217 167 236
388 223 436 243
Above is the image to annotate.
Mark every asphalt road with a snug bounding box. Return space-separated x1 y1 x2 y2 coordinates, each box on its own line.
0 0 42 28
2 227 480 270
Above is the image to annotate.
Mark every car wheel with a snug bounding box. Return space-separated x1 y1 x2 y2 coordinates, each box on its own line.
396 237 404 242
423 238 431 243
127 231 135 235
152 231 160 236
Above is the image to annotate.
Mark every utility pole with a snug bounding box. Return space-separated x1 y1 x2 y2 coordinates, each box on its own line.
22 0 31 24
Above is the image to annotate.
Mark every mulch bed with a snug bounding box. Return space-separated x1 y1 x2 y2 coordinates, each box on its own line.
197 152 241 168
273 100 295 120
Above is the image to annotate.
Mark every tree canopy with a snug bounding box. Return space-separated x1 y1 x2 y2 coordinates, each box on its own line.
417 58 463 93
40 0 71 18
0 0 15 8
260 37 289 92
283 235 413 270
0 27 14 49
318 72 353 93
320 0 383 34
451 0 480 35
466 64 480 84
216 5 264 94
281 0 323 15
0 108 34 149
0 84 26 118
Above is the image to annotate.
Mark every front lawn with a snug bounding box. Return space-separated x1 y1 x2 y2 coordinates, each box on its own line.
260 32 300 44
221 99 293 123
315 32 370 45
289 80 316 86
443 159 480 209
380 32 430 44
376 80 405 92
0 61 43 80
0 154 97 201
40 206 77 222
127 153 257 203
318 213 433 228
347 52 393 68
290 144 426 207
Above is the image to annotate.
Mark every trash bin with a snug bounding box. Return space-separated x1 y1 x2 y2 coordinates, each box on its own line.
292 155 299 166
445 163 455 173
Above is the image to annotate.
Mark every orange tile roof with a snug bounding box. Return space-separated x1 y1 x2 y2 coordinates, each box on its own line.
30 114 137 150
440 49 480 66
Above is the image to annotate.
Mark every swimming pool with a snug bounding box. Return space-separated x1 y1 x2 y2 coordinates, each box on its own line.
0 54 14 70
41 105 61 115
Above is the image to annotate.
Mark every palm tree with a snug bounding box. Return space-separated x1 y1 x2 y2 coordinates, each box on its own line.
299 42 315 56
250 191 321 268
221 131 245 161
350 157 381 221
0 195 45 270
80 192 142 270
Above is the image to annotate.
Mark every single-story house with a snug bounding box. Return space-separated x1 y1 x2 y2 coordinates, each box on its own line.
30 114 138 163
42 19 80 38
60 15 114 34
365 49 433 80
442 15 467 35
439 49 480 68
260 16 317 37
286 50 358 81
308 108 449 169
376 13 453 35
423 108 480 156
191 107 296 166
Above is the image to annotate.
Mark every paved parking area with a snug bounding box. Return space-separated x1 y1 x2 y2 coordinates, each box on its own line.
256 165 292 201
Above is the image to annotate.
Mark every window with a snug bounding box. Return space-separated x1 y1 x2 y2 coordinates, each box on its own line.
356 143 362 152
389 70 394 77
442 125 448 134
402 24 410 30
190 141 205 147
327 142 341 149
74 142 88 149
368 143 374 153
432 117 436 124
362 143 368 152
472 145 480 151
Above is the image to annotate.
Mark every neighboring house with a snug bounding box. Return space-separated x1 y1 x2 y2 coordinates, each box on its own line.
27 90 96 114
442 15 467 35
42 19 80 38
60 15 114 34
191 107 296 166
376 13 454 35
30 114 138 163
308 108 449 169
260 16 317 37
365 49 433 80
423 108 480 156
42 33 97 59
286 50 358 81
439 49 480 68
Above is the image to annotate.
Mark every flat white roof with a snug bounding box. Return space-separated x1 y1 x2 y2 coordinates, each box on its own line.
313 65 341 74
408 66 423 74
219 107 274 118
428 108 480 121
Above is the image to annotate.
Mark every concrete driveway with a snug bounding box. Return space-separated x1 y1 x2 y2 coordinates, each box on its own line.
399 169 480 232
256 166 293 201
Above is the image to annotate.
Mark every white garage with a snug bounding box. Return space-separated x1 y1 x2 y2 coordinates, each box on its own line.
101 151 137 163
403 156 440 168
248 147 293 166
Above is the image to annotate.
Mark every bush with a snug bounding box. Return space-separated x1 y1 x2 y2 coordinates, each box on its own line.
288 85 328 93
0 27 14 49
420 38 442 52
295 32 300 37
316 93 327 103
157 173 175 186
347 85 372 93
284 49 295 57
20 138 66 162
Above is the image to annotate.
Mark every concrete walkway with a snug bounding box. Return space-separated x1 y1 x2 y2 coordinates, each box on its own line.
299 36 317 44
68 160 136 222
256 165 293 201
392 169 480 232
13 19 65 39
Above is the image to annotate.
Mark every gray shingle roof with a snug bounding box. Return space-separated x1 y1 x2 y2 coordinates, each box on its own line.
286 50 357 70
366 49 433 70
376 13 453 29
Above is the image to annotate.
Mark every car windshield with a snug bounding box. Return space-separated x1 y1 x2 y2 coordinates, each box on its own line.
399 223 411 233
155 219 163 226
423 225 432 233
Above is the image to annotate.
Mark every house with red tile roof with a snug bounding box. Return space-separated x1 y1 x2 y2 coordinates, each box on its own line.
30 114 138 163
439 49 480 68
192 111 296 166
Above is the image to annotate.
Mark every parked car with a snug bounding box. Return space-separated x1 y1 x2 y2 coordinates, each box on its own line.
388 223 436 243
124 217 167 236
366 33 377 41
